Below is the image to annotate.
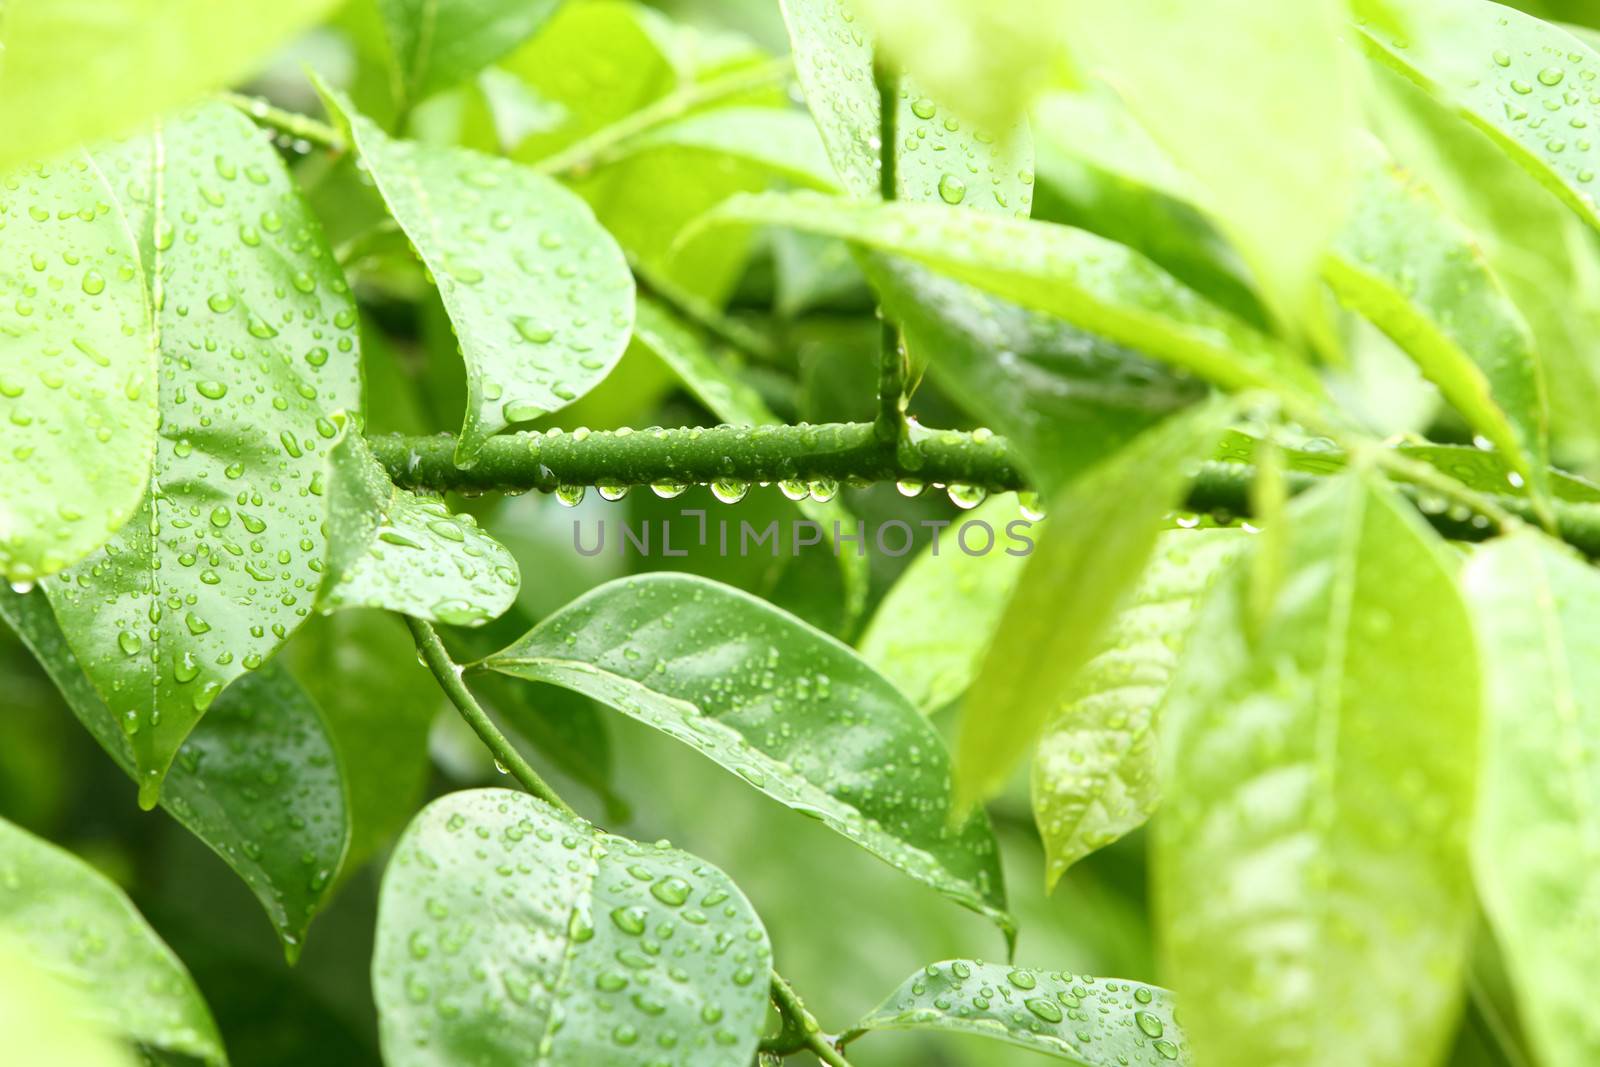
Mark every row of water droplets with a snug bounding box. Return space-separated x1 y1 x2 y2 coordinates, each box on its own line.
546 472 1044 517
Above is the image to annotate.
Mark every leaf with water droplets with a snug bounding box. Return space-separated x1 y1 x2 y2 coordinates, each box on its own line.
956 400 1234 808
849 961 1187 1065
0 152 158 584
632 297 869 624
1357 0 1600 236
1 585 351 957
687 192 1322 404
318 85 635 466
1327 149 1551 516
319 430 519 626
377 0 561 106
484 572 1012 938
0 813 224 1064
1462 531 1600 1067
780 0 1034 215
41 103 361 808
374 788 770 1067
1155 474 1478 1067
1032 529 1245 888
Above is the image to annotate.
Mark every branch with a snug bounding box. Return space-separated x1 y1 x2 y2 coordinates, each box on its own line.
872 52 908 447
766 973 855 1066
223 92 343 150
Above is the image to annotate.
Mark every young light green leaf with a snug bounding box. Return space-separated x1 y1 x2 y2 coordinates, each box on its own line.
43 102 362 809
1033 529 1246 888
1463 531 1600 1067
956 400 1233 807
374 788 771 1067
689 193 1321 403
602 108 840 191
780 0 1034 214
483 572 1012 936
1060 0 1361 329
319 86 635 465
848 960 1187 1065
319 431 519 626
860 256 1206 495
0 0 337 172
858 497 1031 714
0 945 137 1067
1327 153 1551 514
1155 475 1478 1067
1 586 351 957
0 153 158 584
378 0 561 106
632 296 868 623
0 815 224 1065
1357 0 1600 235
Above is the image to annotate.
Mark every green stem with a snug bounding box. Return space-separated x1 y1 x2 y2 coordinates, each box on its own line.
533 58 793 178
872 52 907 447
404 615 576 817
223 92 344 150
768 973 854 1066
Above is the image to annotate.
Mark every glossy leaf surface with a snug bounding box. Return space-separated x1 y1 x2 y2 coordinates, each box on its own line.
0 945 136 1067
1155 475 1478 1067
1464 532 1600 1067
321 87 635 464
43 103 362 807
374 788 770 1066
852 961 1187 1065
484 572 1011 935
0 815 223 1064
1033 529 1246 887
1 587 349 955
378 0 561 105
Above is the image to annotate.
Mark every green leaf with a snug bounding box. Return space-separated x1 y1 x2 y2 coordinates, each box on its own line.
859 256 1207 494
955 400 1234 806
0 0 337 171
1155 474 1478 1067
604 107 840 190
0 944 137 1067
779 0 1034 214
41 102 362 809
374 788 771 1066
0 814 224 1064
849 960 1187 1065
1326 152 1551 513
483 572 1012 936
1462 531 1600 1067
632 296 869 623
1033 529 1246 887
319 86 636 465
1357 0 1600 236
858 496 1031 714
377 0 561 106
319 430 519 625
0 151 158 584
1060 0 1361 328
0 586 351 957
689 192 1321 402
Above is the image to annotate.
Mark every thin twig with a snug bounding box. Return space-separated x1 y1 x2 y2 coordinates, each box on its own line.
223 91 344 150
768 972 854 1066
872 52 907 447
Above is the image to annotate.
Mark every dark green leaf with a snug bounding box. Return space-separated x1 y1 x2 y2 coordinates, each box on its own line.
483 572 1012 936
1155 474 1478 1066
374 788 770 1066
0 814 224 1064
850 960 1187 1065
42 102 362 808
377 0 561 105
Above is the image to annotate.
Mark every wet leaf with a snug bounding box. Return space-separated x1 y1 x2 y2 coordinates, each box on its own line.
42 102 362 808
780 0 1034 214
1 586 351 956
483 572 1012 937
956 400 1234 807
374 788 770 1067
0 0 337 171
0 944 137 1067
319 431 519 625
319 85 636 465
1155 475 1478 1067
850 960 1188 1065
1032 529 1246 887
378 0 561 106
0 814 224 1064
1463 531 1600 1067
0 152 158 584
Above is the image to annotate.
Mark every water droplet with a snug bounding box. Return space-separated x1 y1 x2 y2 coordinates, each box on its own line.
947 483 987 509
555 485 586 507
938 174 967 204
710 480 748 504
